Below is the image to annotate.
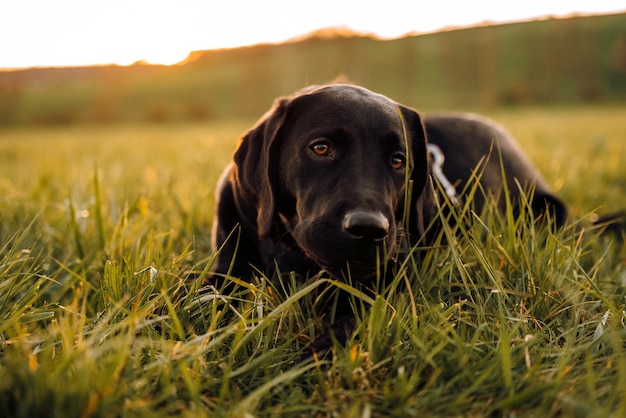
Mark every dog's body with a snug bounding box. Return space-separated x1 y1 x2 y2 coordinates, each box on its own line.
210 84 567 282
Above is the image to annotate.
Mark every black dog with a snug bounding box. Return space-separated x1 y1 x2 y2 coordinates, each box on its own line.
210 84 567 283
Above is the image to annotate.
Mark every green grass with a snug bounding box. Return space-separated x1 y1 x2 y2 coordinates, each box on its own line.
1 107 625 417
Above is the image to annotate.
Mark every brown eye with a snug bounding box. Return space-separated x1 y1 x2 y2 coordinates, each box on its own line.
311 142 331 156
391 153 406 170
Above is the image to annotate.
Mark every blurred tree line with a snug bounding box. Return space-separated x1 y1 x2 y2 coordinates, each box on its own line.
0 13 624 126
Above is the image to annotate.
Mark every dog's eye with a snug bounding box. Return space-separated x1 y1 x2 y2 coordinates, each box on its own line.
310 142 331 156
390 153 406 170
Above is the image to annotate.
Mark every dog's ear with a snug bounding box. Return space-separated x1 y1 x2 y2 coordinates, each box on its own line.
398 105 435 238
232 98 289 238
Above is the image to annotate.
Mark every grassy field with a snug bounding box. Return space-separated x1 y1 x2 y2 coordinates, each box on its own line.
3 13 625 127
1 106 625 417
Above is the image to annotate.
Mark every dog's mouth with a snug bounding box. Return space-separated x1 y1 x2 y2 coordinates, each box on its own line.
283 211 400 281
309 258 380 282
300 236 398 282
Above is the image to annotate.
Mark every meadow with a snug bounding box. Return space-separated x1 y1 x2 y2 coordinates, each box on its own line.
1 105 625 417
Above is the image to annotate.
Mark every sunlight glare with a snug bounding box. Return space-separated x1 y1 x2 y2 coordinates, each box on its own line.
1 0 624 68
141 49 192 66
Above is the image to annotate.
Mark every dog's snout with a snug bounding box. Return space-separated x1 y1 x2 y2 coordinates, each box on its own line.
342 210 390 240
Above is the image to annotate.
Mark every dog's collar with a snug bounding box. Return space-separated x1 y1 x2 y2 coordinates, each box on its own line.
427 143 458 205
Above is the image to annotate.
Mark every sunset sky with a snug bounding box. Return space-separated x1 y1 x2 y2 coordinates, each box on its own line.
1 0 624 69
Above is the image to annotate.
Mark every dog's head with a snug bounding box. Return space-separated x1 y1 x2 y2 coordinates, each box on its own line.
232 84 431 280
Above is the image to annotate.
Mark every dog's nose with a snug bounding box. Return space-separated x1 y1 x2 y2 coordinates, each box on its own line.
342 210 390 240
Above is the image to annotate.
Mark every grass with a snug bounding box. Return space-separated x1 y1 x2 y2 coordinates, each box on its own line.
0 107 625 417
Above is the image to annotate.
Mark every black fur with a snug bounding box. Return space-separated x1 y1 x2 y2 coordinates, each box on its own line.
210 84 567 283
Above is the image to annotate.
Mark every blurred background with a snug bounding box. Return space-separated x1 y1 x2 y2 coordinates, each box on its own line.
0 2 624 127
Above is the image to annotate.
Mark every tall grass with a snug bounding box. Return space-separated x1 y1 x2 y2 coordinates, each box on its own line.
0 108 625 417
